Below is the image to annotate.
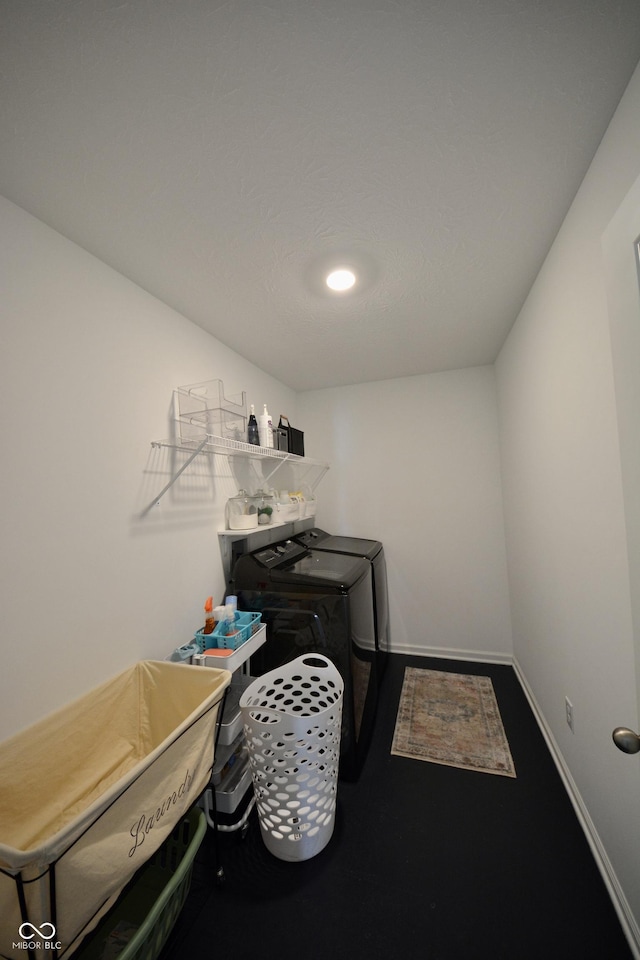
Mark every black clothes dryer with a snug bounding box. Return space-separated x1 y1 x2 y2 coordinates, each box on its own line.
230 538 378 781
295 528 390 682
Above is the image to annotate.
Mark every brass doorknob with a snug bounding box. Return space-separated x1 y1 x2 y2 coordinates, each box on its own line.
612 727 640 754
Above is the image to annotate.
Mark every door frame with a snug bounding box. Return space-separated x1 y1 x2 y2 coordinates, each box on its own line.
603 172 640 722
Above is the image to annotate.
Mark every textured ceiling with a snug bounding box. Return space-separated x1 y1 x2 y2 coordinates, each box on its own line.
2 1 640 391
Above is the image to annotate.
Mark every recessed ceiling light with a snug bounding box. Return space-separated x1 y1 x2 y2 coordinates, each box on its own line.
326 268 356 292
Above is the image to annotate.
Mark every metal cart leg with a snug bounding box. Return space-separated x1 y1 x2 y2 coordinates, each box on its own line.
201 787 226 884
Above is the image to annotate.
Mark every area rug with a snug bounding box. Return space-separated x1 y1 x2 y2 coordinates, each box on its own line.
391 667 516 777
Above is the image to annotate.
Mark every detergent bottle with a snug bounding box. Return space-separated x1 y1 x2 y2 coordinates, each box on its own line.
259 404 274 448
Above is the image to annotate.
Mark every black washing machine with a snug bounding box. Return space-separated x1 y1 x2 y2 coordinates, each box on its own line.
295 528 390 682
229 537 378 781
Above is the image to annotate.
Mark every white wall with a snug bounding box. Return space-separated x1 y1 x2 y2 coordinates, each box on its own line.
298 367 513 661
495 63 640 936
0 195 296 740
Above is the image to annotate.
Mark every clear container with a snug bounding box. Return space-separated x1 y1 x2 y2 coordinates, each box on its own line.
255 488 275 526
176 379 247 441
225 489 259 530
304 493 317 517
274 494 301 521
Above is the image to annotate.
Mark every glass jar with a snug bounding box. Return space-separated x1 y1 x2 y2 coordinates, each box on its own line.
255 488 275 525
225 489 259 530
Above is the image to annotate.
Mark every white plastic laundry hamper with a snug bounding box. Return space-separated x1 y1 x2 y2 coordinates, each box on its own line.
240 654 343 862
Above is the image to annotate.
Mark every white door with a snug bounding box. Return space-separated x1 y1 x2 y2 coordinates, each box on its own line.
603 172 640 752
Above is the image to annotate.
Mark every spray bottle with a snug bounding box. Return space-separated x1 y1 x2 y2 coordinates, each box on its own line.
203 596 216 635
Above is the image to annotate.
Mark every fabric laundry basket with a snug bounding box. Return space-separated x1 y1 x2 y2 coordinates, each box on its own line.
240 654 343 862
0 660 230 960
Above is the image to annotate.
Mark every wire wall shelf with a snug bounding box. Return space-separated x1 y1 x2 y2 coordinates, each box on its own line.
142 434 329 517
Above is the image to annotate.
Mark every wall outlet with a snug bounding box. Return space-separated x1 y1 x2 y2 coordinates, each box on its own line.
565 696 574 732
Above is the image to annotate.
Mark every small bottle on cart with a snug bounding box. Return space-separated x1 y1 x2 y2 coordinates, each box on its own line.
224 602 238 637
203 596 215 634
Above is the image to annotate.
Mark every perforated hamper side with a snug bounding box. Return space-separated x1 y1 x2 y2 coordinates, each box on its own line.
240 654 343 862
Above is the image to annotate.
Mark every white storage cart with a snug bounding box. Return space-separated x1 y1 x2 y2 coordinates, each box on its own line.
192 616 268 841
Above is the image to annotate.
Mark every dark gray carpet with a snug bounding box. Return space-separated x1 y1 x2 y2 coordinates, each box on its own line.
159 653 632 960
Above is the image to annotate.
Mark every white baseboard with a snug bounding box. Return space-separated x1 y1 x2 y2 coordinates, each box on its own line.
512 657 640 960
389 640 512 666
